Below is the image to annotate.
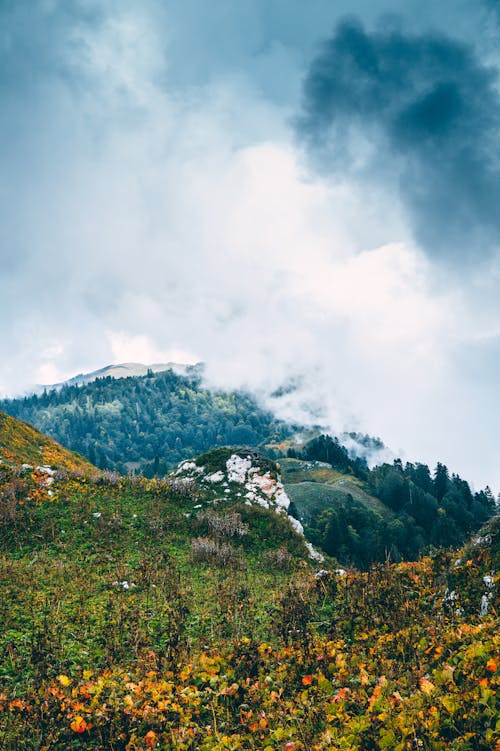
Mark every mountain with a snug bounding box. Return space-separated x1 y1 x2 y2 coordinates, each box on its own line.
0 436 497 750
0 409 94 472
0 367 296 474
1 368 496 567
45 361 200 389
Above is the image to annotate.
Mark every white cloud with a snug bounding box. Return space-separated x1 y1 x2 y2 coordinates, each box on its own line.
108 332 198 366
1 1 500 491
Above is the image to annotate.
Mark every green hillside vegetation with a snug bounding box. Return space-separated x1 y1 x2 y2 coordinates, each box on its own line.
280 458 350 485
283 436 497 568
0 410 94 472
0 370 295 475
2 364 496 569
0 439 498 750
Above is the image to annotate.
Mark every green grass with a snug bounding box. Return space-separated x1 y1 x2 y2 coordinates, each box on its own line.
281 458 391 522
0 462 498 750
0 471 312 692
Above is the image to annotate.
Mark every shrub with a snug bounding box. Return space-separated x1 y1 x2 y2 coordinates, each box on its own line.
191 536 240 566
264 545 294 570
193 509 249 538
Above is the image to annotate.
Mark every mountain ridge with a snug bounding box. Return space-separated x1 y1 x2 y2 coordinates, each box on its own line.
37 361 202 392
0 368 296 474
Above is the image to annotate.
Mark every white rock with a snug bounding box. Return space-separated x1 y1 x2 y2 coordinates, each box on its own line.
205 471 224 483
112 580 135 590
176 461 203 476
275 487 291 510
315 569 330 579
37 465 56 476
306 542 325 562
251 473 276 496
480 594 490 616
255 497 270 509
288 516 304 535
226 454 252 483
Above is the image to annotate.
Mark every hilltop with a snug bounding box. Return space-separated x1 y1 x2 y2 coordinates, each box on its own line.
1 362 495 567
44 361 199 390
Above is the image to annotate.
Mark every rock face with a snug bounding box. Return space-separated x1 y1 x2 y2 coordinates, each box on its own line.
174 448 324 562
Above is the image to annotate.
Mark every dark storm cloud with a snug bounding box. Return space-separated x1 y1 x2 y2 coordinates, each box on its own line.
297 18 500 261
485 0 500 20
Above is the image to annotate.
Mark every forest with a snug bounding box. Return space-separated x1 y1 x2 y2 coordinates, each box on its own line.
288 435 497 568
0 370 294 475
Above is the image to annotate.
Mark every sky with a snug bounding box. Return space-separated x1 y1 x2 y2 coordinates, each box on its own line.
2 0 500 489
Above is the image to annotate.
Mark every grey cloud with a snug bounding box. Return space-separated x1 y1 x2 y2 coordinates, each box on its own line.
3 0 500 492
296 18 500 262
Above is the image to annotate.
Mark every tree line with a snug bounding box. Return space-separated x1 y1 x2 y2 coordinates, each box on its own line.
289 434 497 567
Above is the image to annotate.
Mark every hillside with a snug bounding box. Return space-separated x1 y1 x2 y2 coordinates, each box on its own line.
0 409 94 472
0 368 296 474
280 435 497 568
2 362 495 568
0 441 497 750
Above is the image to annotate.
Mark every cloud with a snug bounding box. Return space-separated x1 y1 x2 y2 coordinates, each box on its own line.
2 0 500 492
296 18 500 262
108 333 198 367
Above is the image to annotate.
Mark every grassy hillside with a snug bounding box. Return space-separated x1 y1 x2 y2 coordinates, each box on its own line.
281 438 496 568
281 458 390 520
0 410 94 472
0 441 498 749
0 370 295 474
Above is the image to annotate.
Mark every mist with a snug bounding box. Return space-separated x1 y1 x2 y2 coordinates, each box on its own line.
2 1 500 490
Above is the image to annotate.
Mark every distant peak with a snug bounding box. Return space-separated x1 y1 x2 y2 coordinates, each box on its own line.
41 361 203 391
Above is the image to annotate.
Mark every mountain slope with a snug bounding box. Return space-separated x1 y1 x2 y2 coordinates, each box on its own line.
0 368 295 474
0 409 94 471
281 437 497 568
0 436 497 750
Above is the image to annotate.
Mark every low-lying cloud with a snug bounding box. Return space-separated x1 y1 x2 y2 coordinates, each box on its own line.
2 2 500 490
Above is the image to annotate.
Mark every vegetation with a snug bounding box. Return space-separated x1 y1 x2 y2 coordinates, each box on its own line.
0 410 94 472
0 458 498 749
0 370 295 475
283 436 496 568
0 416 498 749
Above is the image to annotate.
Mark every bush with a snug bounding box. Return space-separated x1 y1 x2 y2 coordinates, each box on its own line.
193 509 249 538
190 536 241 566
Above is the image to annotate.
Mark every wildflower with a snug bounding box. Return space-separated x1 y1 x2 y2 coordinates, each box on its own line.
70 715 88 733
145 730 158 748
